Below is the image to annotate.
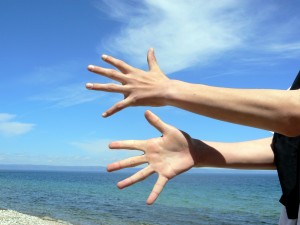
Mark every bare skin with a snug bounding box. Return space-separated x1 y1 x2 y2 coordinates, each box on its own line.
85 49 292 204
108 110 196 204
107 110 275 205
86 49 170 116
86 49 300 136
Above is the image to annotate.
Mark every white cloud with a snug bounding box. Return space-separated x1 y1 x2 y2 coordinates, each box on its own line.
71 139 141 165
71 139 111 153
29 83 102 108
267 42 300 57
23 61 80 85
25 61 102 108
101 0 249 74
0 113 16 122
0 152 101 166
99 0 300 73
0 113 34 137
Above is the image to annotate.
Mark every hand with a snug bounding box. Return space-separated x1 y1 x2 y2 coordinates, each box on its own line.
86 48 171 117
107 110 198 205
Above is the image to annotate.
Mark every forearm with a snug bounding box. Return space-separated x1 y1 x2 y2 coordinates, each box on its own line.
192 137 275 170
165 80 300 136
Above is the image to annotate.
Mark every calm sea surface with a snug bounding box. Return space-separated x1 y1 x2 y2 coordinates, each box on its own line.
0 170 282 225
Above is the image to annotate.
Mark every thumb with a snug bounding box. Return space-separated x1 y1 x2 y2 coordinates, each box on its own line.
145 110 168 134
147 48 159 71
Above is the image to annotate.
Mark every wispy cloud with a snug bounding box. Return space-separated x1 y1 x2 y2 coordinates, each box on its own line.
267 42 300 58
0 152 101 166
24 60 102 108
98 0 300 73
71 139 111 153
0 113 34 137
0 114 15 122
29 83 102 108
71 139 141 165
100 0 249 74
23 61 81 86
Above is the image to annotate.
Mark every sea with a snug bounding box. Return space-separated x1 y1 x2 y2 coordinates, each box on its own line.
0 169 282 225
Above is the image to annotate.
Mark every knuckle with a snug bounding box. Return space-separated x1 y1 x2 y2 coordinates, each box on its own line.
129 159 135 167
115 102 123 110
129 95 138 105
108 69 119 77
129 177 135 184
117 161 122 169
155 118 162 125
139 171 145 181
115 59 123 67
107 84 116 91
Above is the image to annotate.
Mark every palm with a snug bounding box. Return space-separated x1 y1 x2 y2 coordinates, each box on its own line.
107 110 196 205
146 130 194 179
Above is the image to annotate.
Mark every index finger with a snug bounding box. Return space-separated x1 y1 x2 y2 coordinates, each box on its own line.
109 140 146 151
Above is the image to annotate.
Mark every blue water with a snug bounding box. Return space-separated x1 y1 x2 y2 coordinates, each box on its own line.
0 170 282 225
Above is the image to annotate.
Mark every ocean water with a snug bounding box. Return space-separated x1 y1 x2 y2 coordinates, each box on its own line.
0 170 282 225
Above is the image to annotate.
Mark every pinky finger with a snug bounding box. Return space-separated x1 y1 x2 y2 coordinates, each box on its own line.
102 98 132 117
146 175 168 205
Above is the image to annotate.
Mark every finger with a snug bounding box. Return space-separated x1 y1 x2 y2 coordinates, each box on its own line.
147 48 159 71
86 83 128 94
107 155 147 172
146 175 168 205
144 110 169 134
87 65 126 83
102 54 133 74
117 166 154 189
109 140 146 151
102 98 132 118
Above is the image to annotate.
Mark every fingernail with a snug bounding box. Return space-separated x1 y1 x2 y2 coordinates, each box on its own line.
87 65 95 71
86 83 93 89
102 54 108 60
102 112 107 117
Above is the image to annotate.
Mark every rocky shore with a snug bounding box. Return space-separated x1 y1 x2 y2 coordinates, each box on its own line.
0 209 72 225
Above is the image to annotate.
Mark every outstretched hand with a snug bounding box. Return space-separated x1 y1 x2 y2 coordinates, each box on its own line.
86 48 170 117
107 110 198 205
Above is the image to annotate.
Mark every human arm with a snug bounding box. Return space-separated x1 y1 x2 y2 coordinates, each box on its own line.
86 49 300 136
107 110 275 205
165 81 300 137
198 137 275 170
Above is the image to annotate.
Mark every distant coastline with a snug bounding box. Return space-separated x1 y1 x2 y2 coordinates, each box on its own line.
0 164 105 172
0 164 277 174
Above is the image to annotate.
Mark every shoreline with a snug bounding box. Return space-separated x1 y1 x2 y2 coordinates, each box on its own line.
0 209 72 225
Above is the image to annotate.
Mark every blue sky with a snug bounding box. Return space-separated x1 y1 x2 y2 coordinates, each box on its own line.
0 0 299 166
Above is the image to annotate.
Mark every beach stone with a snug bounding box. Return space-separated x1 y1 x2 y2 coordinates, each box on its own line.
0 209 72 225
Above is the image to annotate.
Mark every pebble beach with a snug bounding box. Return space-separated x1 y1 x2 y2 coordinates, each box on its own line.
0 209 71 225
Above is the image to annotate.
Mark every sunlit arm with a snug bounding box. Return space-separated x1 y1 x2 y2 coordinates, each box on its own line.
106 111 275 205
86 49 300 137
165 81 300 137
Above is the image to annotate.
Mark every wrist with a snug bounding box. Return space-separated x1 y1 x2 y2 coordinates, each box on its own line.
163 79 186 106
191 139 226 168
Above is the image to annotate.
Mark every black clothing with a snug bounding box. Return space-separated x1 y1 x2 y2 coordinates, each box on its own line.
272 71 300 219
